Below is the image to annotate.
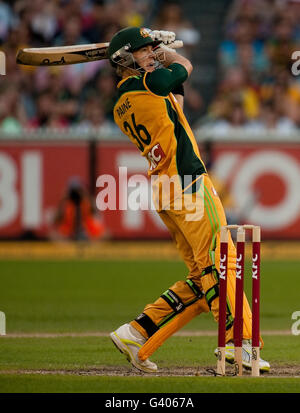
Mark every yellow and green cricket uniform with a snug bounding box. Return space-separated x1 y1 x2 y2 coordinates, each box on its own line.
114 63 254 344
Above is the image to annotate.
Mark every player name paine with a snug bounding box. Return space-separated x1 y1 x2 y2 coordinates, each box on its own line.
116 97 131 118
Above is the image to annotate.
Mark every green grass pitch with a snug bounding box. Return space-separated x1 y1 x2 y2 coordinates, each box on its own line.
0 258 300 393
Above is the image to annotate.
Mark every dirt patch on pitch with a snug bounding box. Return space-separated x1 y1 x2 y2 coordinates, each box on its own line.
1 364 299 378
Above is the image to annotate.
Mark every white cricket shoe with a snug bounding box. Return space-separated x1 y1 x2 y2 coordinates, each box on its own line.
214 340 270 373
110 323 158 373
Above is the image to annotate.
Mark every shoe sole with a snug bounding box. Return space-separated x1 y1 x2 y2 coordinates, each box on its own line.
243 364 270 373
110 332 156 373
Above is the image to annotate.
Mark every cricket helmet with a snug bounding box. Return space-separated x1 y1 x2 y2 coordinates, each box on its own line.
108 27 160 69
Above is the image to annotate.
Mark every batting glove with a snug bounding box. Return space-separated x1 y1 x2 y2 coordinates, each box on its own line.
166 40 184 49
150 30 176 45
154 41 184 53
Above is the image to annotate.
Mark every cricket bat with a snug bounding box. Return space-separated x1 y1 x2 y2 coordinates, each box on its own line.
16 42 109 66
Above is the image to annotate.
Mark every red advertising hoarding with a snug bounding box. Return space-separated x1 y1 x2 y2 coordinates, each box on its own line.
0 140 299 239
211 143 300 239
0 142 89 238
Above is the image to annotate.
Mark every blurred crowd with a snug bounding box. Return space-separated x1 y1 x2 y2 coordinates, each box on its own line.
0 0 200 134
203 0 300 135
0 0 300 136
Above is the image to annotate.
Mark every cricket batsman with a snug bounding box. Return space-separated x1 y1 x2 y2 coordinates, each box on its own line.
108 27 270 373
